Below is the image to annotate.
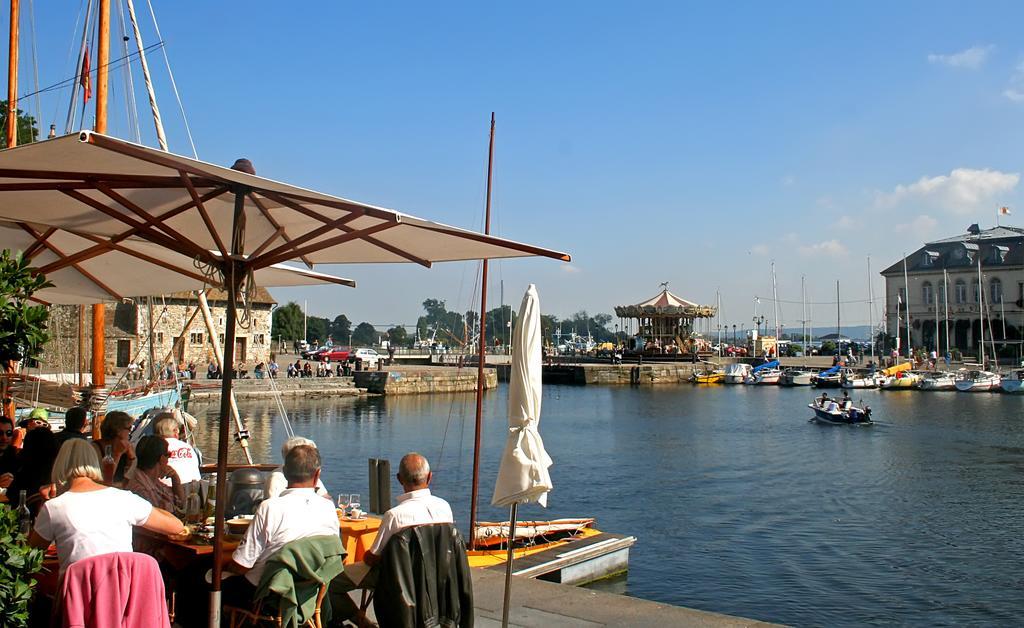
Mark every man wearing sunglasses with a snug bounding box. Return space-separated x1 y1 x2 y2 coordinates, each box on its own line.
0 415 16 491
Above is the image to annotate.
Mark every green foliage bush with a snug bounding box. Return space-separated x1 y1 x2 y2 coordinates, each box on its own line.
0 505 45 628
0 250 54 363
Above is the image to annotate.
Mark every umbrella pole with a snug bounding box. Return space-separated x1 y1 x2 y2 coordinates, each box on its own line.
500 502 518 628
208 187 247 628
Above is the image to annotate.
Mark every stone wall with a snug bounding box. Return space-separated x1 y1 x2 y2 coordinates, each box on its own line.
354 368 497 395
37 298 273 378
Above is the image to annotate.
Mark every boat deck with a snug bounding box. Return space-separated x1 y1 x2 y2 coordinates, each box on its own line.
484 531 636 585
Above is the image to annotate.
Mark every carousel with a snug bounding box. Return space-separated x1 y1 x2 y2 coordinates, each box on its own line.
614 284 717 355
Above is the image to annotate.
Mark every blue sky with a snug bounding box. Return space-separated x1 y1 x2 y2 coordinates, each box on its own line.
9 1 1024 334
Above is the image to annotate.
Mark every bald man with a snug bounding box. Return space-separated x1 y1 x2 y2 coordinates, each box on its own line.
363 452 453 566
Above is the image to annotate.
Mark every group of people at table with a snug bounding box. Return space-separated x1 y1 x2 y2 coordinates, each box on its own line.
0 406 460 627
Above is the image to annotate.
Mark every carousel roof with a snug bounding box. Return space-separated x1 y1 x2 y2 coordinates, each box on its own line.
614 287 716 318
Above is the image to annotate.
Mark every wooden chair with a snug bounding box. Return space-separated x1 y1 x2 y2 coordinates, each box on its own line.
224 580 329 628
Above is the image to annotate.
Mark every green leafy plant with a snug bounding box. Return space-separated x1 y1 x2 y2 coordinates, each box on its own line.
0 250 54 363
0 505 45 628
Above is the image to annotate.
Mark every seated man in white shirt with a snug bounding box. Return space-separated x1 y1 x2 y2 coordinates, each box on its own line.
222 444 340 605
364 452 453 567
265 436 330 499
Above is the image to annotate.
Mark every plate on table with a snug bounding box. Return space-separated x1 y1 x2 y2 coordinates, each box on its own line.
226 515 254 534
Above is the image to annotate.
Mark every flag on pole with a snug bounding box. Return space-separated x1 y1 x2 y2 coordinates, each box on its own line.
999 206 1011 215
80 46 92 104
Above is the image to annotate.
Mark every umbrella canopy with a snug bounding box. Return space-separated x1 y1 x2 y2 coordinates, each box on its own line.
0 132 570 270
492 284 553 507
1 220 354 304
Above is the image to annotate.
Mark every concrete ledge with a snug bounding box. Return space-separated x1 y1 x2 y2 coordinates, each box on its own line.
355 367 497 395
472 569 779 627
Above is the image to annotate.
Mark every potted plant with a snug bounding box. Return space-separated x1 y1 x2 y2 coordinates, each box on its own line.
0 505 45 628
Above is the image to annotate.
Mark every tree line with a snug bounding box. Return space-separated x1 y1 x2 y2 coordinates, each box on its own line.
271 298 620 348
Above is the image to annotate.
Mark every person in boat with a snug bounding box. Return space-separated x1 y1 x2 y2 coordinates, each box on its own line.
30 439 186 575
818 392 830 407
264 436 330 499
127 435 185 514
364 452 454 568
825 399 841 413
93 411 137 487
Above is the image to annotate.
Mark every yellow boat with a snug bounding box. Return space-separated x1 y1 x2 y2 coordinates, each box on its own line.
692 372 725 384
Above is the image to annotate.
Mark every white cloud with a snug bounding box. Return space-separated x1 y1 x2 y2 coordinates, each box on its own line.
836 215 855 230
874 167 1019 214
560 264 581 274
1004 88 1024 102
799 240 847 257
781 175 796 187
750 244 770 256
1005 61 1024 103
927 45 993 69
894 214 938 234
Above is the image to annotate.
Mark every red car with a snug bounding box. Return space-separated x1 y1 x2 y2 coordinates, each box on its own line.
315 348 350 362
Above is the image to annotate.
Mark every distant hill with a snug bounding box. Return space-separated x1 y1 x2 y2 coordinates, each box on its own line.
784 325 873 341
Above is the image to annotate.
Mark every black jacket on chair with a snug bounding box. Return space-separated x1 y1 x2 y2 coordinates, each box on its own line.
373 523 474 628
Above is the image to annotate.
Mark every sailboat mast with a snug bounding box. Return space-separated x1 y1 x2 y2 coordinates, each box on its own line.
90 0 112 389
977 254 985 366
469 112 496 550
836 280 841 339
771 261 779 346
801 276 807 352
943 268 950 359
6 0 17 149
717 290 722 358
902 252 911 360
867 257 875 361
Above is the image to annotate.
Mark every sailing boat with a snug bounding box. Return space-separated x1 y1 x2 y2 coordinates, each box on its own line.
464 115 633 582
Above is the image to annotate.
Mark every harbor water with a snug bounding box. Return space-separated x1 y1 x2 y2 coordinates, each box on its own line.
190 384 1024 626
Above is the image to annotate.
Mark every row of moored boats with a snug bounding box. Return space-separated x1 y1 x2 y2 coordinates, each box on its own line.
692 361 1024 393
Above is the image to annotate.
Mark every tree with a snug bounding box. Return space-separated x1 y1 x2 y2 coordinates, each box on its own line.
305 316 329 344
0 101 39 147
386 326 409 347
271 302 303 342
351 322 378 346
415 298 465 348
0 250 53 363
484 305 515 346
330 314 351 342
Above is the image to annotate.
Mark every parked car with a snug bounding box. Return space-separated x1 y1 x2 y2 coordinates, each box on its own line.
352 348 381 366
317 348 350 362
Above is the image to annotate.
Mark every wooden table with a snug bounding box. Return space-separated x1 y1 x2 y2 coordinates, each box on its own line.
138 512 382 569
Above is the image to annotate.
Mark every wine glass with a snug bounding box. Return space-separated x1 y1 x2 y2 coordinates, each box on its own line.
337 493 349 516
349 493 361 518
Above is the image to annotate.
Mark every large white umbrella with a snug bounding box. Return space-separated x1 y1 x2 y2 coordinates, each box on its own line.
0 134 570 626
491 284 553 627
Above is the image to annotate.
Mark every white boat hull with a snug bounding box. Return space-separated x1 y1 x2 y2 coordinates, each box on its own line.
955 380 999 392
1001 379 1024 394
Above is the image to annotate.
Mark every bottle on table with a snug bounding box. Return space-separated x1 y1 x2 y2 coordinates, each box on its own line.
16 490 32 537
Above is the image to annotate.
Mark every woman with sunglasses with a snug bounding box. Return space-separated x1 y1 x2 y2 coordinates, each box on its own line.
126 436 185 514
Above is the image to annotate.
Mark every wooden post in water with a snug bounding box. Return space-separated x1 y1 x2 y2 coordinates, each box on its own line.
468 112 496 550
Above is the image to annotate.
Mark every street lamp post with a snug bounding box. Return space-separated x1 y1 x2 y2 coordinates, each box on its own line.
732 324 737 345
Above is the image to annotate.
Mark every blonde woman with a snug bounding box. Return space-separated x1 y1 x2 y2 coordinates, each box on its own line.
29 439 186 573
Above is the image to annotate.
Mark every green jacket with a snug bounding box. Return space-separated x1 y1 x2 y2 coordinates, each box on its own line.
256 534 346 628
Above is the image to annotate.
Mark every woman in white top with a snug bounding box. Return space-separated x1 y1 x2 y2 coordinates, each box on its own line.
30 439 186 572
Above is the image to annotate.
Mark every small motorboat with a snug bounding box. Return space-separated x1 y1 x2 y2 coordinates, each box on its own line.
808 396 873 425
779 369 815 386
841 369 884 389
812 365 842 388
954 370 1001 392
880 371 922 389
724 363 752 384
747 368 782 385
691 367 725 384
1000 369 1024 394
918 372 957 391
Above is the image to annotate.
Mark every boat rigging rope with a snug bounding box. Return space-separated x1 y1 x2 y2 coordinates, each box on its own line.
144 0 197 157
27 0 43 138
65 0 95 134
125 0 167 151
114 0 142 144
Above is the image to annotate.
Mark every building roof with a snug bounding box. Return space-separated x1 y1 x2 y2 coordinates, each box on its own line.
635 288 698 308
165 287 277 304
881 224 1024 275
613 287 716 318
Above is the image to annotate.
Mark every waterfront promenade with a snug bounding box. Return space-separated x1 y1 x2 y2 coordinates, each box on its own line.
469 570 777 627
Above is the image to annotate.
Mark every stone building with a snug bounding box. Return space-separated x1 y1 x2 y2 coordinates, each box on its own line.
39 289 275 378
881 224 1024 358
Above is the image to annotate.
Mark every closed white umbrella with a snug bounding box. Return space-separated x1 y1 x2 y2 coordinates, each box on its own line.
491 284 552 627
